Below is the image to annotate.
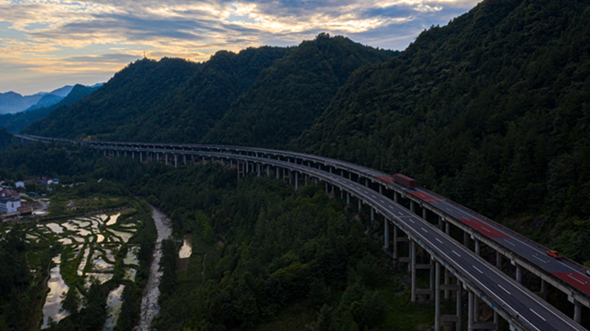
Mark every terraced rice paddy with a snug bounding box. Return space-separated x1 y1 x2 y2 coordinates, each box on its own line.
33 212 143 329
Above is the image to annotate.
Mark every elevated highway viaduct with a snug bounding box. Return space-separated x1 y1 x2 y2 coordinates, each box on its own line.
14 134 590 330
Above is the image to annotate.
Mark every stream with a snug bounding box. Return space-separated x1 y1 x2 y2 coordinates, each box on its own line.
134 207 172 331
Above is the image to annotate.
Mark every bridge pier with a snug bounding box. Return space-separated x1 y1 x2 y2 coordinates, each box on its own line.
295 172 298 190
384 219 389 249
515 265 522 284
410 200 415 214
411 240 416 302
174 154 177 168
140 152 143 163
267 165 270 176
574 300 582 324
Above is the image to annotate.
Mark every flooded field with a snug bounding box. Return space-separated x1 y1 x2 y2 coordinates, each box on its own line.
42 254 69 329
35 212 143 329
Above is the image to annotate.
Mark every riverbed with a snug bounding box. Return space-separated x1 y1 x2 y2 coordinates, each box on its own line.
134 207 172 331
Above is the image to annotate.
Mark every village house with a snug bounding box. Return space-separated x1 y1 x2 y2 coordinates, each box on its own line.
0 196 21 214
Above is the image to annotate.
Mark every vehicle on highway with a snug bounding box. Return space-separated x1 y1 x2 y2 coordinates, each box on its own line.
547 250 563 260
393 174 417 189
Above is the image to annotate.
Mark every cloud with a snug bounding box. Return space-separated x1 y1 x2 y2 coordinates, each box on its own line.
0 0 482 94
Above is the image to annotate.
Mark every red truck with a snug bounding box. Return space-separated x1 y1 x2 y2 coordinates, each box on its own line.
393 174 416 189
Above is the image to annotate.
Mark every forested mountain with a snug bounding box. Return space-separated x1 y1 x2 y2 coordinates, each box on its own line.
295 0 590 246
0 84 98 133
24 58 201 139
24 37 395 143
204 34 397 147
20 0 590 260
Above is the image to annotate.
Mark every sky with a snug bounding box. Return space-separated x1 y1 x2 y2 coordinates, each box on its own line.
0 0 482 95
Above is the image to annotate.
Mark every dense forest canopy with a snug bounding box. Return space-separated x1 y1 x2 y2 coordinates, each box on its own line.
25 37 394 145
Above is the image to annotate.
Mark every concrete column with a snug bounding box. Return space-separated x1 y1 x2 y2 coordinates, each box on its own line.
516 265 522 284
174 154 177 168
423 207 427 220
540 279 547 300
349 172 352 180
435 262 441 331
496 251 502 269
384 220 390 249
475 241 480 256
295 172 298 190
379 185 382 195
411 200 415 213
468 291 474 331
325 182 328 193
140 152 143 162
183 154 186 165
371 208 375 224
457 280 462 331
430 259 436 301
411 241 417 302
444 270 450 299
463 232 469 246
157 153 160 161
305 175 308 186
574 300 582 324
289 170 292 185
365 179 368 187
347 192 350 206
276 168 279 179
393 226 398 258
394 192 398 203
493 311 499 331
438 216 443 230
132 151 135 159
165 154 168 165
230 159 233 166
340 189 343 199
257 163 260 177
358 199 361 212
267 165 270 176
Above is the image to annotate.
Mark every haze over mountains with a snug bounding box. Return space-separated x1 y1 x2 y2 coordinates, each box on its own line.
20 0 590 261
0 83 103 114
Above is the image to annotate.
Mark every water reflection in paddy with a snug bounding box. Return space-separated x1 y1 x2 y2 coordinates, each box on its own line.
45 223 64 233
41 254 69 329
178 236 192 259
106 213 120 226
103 284 125 331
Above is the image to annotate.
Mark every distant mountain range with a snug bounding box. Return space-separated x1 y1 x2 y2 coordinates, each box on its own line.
0 84 100 133
0 83 104 114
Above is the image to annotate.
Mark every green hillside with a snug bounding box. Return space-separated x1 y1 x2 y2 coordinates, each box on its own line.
294 0 590 259
0 84 98 133
21 0 590 262
204 34 397 148
24 36 395 145
24 58 202 140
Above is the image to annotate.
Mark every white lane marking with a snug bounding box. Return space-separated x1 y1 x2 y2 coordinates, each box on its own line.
357 185 574 331
421 227 428 233
452 250 461 257
482 227 491 233
533 255 547 264
567 274 585 285
473 266 483 274
504 239 516 246
530 308 547 322
498 284 511 295
436 238 443 244
408 219 415 224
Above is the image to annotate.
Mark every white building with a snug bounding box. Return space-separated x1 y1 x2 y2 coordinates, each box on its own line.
15 181 25 188
0 197 21 213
